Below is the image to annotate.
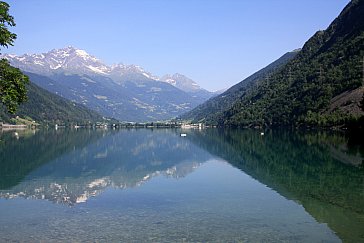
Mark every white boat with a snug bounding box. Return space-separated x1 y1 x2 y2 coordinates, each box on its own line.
180 133 187 137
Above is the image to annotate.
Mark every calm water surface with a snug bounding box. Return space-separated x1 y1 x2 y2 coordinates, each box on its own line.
0 128 363 242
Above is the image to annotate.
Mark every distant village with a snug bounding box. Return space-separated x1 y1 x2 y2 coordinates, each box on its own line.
0 118 212 131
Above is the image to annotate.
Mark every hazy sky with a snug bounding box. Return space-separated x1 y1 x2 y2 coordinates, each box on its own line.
4 0 349 91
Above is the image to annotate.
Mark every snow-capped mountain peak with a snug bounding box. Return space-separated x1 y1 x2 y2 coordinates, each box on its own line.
1 46 215 121
161 73 202 92
2 46 163 80
47 46 98 62
2 47 210 95
2 46 109 75
109 63 160 83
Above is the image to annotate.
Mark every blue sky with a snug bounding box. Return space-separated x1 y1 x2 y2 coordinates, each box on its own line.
5 0 349 91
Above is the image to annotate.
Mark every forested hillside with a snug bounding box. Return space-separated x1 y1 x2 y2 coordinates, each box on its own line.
180 51 298 123
183 0 364 128
0 81 105 125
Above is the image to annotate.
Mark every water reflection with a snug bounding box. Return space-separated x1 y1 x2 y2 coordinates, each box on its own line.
0 129 105 190
0 129 212 205
185 129 364 242
0 128 363 241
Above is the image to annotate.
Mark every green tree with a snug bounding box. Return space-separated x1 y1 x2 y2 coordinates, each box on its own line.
0 1 28 114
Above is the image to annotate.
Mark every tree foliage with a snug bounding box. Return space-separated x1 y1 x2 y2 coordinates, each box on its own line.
0 59 28 113
0 1 28 114
0 1 16 48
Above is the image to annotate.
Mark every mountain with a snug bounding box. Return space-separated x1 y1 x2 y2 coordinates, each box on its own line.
5 46 162 82
22 71 201 122
180 50 299 123
3 47 211 122
0 80 105 125
183 0 364 127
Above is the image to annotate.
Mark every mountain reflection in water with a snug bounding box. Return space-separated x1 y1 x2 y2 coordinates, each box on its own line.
0 128 363 242
186 129 364 242
0 129 212 205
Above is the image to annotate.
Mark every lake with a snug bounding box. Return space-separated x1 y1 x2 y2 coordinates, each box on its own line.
0 128 363 242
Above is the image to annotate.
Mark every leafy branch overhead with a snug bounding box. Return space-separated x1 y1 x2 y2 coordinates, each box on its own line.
0 1 28 114
0 1 16 49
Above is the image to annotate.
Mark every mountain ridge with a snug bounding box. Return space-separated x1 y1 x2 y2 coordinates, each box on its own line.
3 47 214 122
2 46 211 95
